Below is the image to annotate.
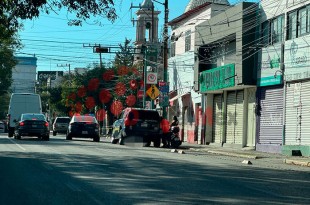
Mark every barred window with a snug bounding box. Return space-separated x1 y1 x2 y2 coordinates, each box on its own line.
170 41 175 57
185 30 191 52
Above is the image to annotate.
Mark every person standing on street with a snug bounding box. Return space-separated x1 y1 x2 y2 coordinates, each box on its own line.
160 116 170 148
170 116 179 127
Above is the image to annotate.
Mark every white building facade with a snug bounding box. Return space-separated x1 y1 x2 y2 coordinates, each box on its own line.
168 0 230 143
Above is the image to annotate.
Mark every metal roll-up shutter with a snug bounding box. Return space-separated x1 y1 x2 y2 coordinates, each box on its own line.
285 82 301 145
234 90 244 145
212 94 223 143
226 92 236 144
258 86 283 144
301 81 310 145
226 91 244 145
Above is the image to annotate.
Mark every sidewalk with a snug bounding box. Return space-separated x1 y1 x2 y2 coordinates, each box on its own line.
180 142 310 167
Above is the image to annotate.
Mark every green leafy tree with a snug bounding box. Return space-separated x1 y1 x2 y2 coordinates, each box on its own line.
0 0 117 30
114 38 134 68
0 0 117 99
0 17 20 95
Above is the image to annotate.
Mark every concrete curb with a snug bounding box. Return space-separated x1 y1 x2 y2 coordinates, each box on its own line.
186 145 310 167
208 150 258 159
188 148 258 159
284 159 310 167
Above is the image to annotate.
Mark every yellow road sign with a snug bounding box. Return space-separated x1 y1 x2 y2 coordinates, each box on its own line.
146 85 160 100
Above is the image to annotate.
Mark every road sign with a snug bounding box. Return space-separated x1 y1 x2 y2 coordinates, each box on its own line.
159 85 169 93
159 93 169 107
137 89 144 99
147 72 157 84
146 85 160 100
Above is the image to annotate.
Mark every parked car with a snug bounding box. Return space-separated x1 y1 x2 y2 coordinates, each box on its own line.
52 117 71 136
66 115 100 142
111 108 161 147
14 113 50 140
0 121 5 133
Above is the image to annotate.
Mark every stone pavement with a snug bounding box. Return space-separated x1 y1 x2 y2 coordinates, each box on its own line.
180 142 310 167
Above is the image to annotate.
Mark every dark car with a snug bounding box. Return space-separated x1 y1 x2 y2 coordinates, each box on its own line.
14 113 50 140
52 117 71 136
111 108 161 147
66 115 100 142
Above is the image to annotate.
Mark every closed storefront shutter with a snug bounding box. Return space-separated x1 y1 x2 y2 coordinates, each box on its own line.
226 91 244 144
285 82 301 145
300 81 310 145
212 94 223 143
235 91 244 145
258 86 283 144
226 92 236 144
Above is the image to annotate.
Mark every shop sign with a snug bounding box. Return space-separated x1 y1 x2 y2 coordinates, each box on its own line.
285 36 310 82
199 64 235 92
257 44 282 86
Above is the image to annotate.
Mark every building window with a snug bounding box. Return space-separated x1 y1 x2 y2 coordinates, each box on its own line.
185 30 191 52
170 41 175 57
287 5 310 40
261 15 284 45
288 11 297 40
271 15 284 44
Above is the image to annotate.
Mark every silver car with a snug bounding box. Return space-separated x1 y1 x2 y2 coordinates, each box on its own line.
52 117 71 136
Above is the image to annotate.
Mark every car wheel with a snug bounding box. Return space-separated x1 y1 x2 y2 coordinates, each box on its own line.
66 134 72 140
15 133 21 140
143 137 151 147
93 135 100 142
8 128 14 138
44 135 50 141
119 135 125 145
111 137 119 144
153 138 161 148
53 131 56 136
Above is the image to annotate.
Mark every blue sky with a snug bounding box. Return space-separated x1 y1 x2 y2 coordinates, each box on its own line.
17 0 250 72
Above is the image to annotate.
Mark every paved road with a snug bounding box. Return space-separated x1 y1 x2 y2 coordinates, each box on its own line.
0 133 309 205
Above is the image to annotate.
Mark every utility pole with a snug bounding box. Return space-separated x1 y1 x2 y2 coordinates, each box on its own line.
57 64 71 84
162 0 169 119
57 64 70 75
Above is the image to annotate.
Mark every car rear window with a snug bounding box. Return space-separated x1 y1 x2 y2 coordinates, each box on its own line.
73 116 96 123
129 110 159 121
56 118 71 123
22 114 45 121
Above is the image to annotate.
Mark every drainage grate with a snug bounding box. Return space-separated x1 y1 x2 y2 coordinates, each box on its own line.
292 150 302 156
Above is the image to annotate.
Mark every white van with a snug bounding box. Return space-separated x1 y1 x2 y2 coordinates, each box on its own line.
7 93 42 137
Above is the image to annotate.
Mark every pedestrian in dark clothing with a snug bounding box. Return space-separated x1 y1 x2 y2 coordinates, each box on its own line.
170 116 179 127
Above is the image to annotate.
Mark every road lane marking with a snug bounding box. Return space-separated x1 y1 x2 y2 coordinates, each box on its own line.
7 138 26 151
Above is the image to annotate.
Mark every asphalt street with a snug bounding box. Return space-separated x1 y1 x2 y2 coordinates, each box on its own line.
0 133 309 205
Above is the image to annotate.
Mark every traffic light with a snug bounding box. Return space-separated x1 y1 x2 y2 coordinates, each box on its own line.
94 47 109 53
